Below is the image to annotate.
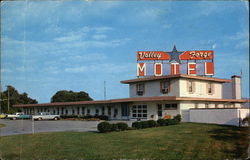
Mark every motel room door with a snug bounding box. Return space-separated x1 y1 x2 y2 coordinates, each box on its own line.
121 103 130 120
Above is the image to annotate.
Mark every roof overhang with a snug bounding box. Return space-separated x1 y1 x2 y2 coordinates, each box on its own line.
121 74 231 84
13 96 247 108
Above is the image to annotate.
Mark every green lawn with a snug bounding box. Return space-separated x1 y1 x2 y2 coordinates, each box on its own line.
0 123 248 160
0 123 5 128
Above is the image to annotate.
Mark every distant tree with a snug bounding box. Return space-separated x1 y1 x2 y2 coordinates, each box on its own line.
51 90 93 103
0 85 38 113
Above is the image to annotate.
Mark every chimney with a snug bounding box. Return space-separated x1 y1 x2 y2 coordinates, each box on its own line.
231 75 241 99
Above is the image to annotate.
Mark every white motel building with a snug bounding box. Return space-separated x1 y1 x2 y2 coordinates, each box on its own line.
14 46 249 126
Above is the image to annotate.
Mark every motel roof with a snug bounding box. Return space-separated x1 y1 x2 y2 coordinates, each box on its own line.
13 96 247 108
120 74 231 84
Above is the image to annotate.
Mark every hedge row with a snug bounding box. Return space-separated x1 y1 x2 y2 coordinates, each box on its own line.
97 122 129 133
98 114 182 133
132 114 181 129
60 115 108 120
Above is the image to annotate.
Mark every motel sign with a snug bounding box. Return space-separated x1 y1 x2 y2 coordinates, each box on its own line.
137 45 214 77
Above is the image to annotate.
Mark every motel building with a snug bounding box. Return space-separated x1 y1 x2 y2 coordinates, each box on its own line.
14 46 249 126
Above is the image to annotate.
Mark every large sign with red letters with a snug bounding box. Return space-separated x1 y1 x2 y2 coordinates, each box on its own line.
137 45 214 77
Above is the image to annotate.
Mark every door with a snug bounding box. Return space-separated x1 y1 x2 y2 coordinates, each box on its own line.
121 103 130 120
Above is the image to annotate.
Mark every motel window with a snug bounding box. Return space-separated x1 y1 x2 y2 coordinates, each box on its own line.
195 103 198 109
53 110 55 114
81 107 85 115
77 107 80 115
161 80 170 94
95 109 99 115
65 109 68 115
108 106 111 116
164 104 177 110
101 106 105 115
136 83 145 96
207 83 214 94
61 108 64 115
157 104 162 117
114 108 118 118
215 104 218 108
187 80 195 93
87 109 90 115
72 109 75 115
205 104 209 108
132 105 147 119
57 108 59 115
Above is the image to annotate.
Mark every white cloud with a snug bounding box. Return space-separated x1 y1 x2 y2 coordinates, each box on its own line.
54 34 82 42
228 31 249 49
1 68 12 73
212 44 216 49
92 34 107 40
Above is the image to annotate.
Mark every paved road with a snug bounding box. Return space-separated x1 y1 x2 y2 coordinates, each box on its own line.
0 119 99 136
0 119 134 136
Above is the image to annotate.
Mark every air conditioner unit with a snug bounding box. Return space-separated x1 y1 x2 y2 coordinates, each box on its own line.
137 91 143 96
162 88 169 94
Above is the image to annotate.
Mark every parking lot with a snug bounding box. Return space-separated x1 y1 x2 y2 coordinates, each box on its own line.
0 119 134 136
0 119 100 136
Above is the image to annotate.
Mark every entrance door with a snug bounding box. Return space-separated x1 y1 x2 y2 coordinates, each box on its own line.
121 103 130 120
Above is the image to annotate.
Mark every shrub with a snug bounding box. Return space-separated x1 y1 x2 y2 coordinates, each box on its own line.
95 115 109 120
242 117 249 125
132 121 142 129
97 122 111 133
157 119 166 126
141 121 149 128
147 120 158 128
173 114 181 123
116 122 128 131
110 123 118 131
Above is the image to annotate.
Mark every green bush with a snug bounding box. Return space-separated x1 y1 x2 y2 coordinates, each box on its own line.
116 122 128 131
173 114 181 123
157 119 166 126
132 121 142 129
110 123 118 131
242 117 249 125
97 122 111 133
141 121 149 128
165 119 178 125
147 120 158 128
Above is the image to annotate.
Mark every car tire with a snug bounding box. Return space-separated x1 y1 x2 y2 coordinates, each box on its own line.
54 117 58 121
12 117 16 120
38 117 42 121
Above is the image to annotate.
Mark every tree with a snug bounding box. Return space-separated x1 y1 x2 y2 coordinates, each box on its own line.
51 90 93 103
0 85 38 113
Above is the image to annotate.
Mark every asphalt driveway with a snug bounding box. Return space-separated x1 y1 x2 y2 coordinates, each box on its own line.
0 119 99 136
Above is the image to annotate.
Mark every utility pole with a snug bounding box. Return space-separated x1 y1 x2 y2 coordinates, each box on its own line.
104 81 106 100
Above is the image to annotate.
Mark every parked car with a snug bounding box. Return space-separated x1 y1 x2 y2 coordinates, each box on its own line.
6 112 31 120
0 113 7 119
32 112 60 121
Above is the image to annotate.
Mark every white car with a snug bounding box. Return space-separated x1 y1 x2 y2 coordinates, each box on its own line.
32 112 60 121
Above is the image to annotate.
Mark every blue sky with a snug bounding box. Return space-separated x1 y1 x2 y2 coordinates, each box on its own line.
1 1 249 103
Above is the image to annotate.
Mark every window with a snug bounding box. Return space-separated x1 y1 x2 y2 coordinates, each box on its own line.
81 107 85 115
87 109 90 115
114 108 118 118
195 103 198 109
207 83 213 94
132 105 147 119
187 80 195 93
72 109 75 115
157 104 162 117
65 109 68 115
61 108 64 114
57 108 60 115
205 103 209 108
95 109 99 115
108 106 111 116
136 83 145 96
77 107 80 115
101 106 105 115
164 104 178 110
161 80 170 94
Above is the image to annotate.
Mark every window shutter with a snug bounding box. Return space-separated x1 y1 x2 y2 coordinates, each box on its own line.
211 83 214 95
186 81 189 92
168 80 171 92
143 83 145 95
160 81 163 93
193 81 196 93
136 84 139 95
